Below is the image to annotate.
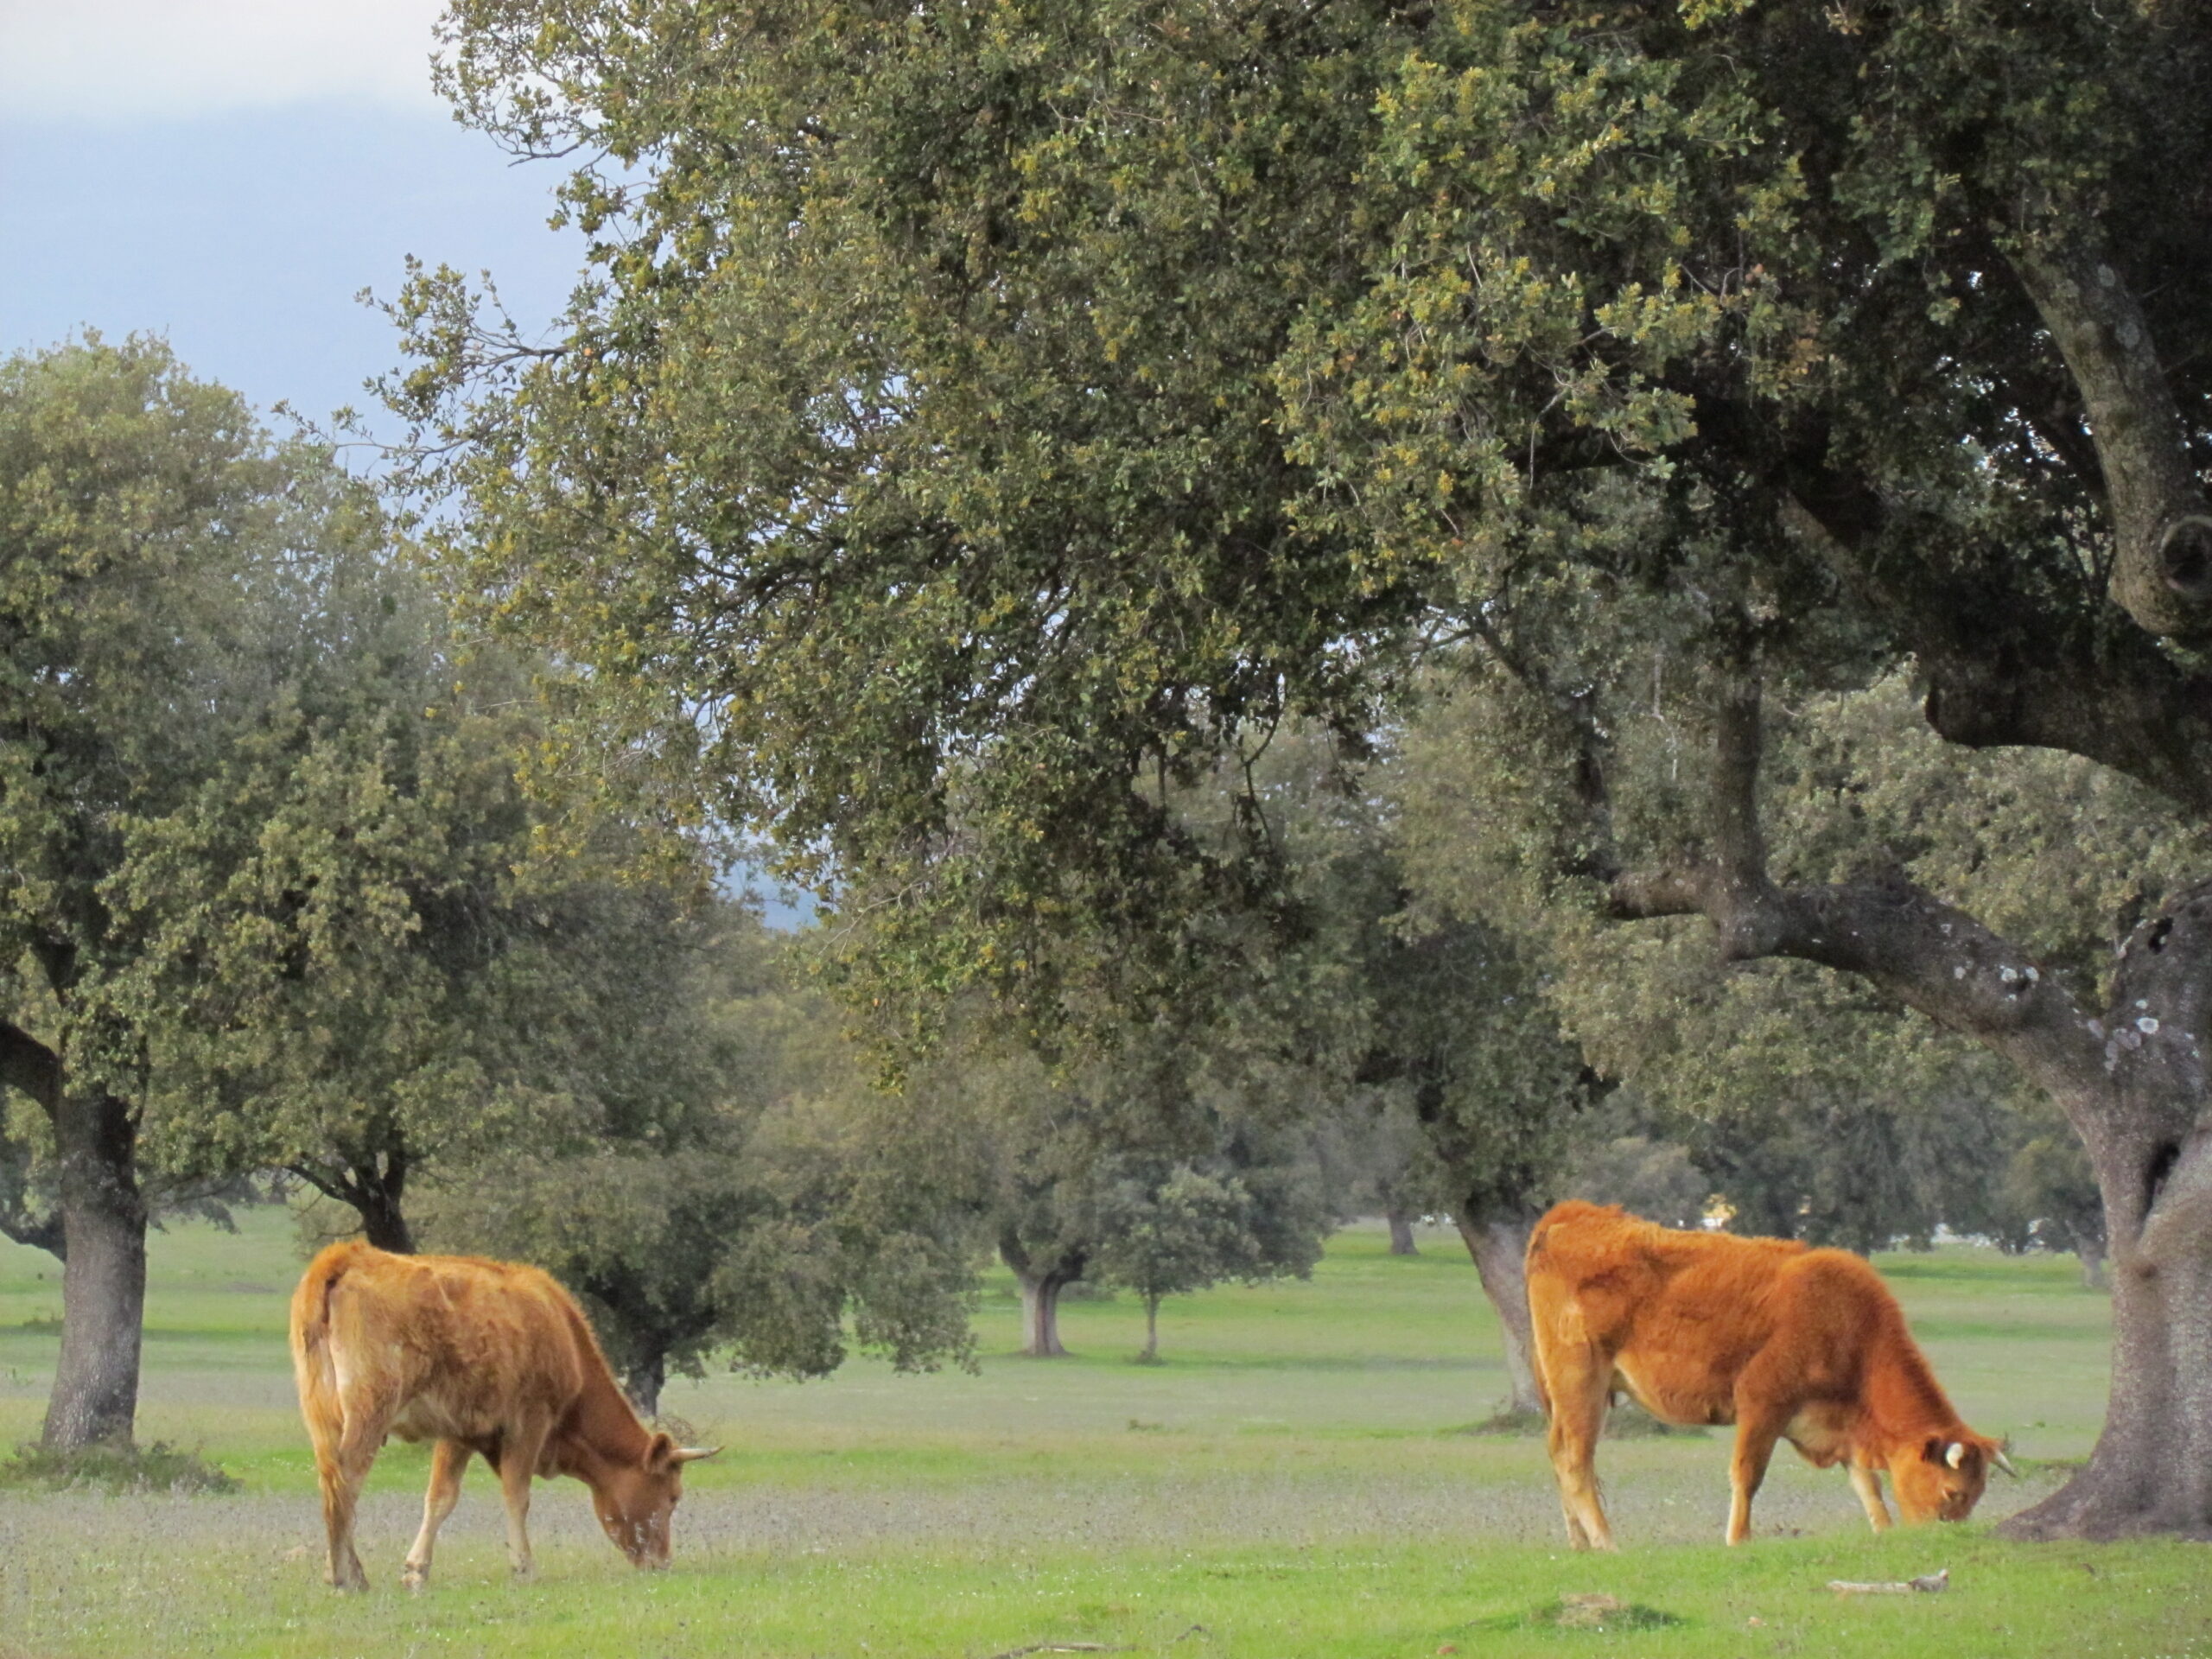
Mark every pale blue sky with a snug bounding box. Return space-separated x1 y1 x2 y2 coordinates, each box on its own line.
0 1 582 436
1 2 808 922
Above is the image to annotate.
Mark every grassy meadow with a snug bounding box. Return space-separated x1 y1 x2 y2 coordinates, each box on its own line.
1 1210 2203 1658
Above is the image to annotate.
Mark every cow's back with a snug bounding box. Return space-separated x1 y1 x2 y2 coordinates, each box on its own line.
1527 1202 1811 1425
295 1243 593 1445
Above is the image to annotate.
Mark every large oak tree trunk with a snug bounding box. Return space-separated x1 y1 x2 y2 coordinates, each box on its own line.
42 1091 146 1449
1014 1264 1081 1357
1456 1211 1542 1417
2004 1123 2212 1540
1386 1209 1419 1255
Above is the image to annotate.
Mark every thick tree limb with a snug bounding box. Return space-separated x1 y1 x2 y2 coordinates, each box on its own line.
0 1021 62 1121
0 1205 66 1258
2006 233 2212 641
1606 680 2107 1123
1769 493 2212 819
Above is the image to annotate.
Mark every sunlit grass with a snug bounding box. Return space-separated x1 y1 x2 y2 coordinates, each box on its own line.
1 1210 2191 1658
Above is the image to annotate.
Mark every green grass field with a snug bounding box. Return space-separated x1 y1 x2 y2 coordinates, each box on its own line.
1 1210 2202 1658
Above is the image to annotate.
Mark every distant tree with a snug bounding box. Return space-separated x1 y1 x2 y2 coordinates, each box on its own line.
1998 1124 2107 1289
1564 1133 1709 1233
422 920 989 1412
1090 1161 1262 1363
961 1012 1333 1361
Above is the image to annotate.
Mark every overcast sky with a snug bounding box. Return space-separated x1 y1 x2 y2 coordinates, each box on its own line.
0 0 582 435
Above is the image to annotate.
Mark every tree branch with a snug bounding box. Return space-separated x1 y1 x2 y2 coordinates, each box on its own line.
1605 681 2108 1122
1770 492 2212 818
2006 231 2212 640
0 1205 67 1258
0 1021 62 1122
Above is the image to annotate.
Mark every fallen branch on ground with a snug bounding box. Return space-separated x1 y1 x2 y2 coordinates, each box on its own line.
1827 1569 1948 1595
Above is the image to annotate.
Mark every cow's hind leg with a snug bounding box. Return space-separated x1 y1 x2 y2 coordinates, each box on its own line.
316 1396 391 1591
494 1422 550 1580
401 1440 473 1592
1541 1348 1617 1551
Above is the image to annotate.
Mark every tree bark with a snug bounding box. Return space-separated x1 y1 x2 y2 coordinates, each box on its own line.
1001 1235 1085 1357
1387 1209 1419 1255
42 1091 146 1449
2005 1108 2212 1539
1456 1212 1542 1417
1141 1293 1161 1363
354 1185 416 1255
293 1151 415 1254
621 1349 666 1421
2005 231 2212 642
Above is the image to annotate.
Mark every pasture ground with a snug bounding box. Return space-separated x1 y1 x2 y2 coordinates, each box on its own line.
0 1209 2202 1657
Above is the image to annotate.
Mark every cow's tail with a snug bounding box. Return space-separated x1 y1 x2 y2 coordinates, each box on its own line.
1522 1211 1562 1426
290 1242 361 1446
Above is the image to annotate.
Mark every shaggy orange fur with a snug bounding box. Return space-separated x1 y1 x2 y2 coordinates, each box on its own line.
289 1241 715 1592
1525 1200 2004 1548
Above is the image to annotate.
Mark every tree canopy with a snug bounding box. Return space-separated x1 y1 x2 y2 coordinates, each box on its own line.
409 0 2212 1539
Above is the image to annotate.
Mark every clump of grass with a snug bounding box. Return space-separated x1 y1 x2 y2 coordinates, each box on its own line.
1456 1406 1548 1437
0 1440 239 1495
1604 1402 1708 1439
1471 1593 1683 1633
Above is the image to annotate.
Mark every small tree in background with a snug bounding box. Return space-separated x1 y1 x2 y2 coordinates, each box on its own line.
1090 1163 1256 1363
1089 1155 1325 1363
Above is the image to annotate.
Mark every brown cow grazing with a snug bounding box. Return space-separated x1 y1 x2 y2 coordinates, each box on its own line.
1525 1201 2010 1548
289 1241 717 1591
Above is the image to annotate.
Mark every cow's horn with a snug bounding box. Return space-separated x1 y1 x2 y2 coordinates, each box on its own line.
674 1445 721 1463
1993 1446 2019 1478
1945 1441 1967 1470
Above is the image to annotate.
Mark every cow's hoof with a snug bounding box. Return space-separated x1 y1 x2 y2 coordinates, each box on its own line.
401 1566 428 1593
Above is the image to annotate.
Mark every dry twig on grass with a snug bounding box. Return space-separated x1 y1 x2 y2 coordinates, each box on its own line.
1827 1569 1949 1595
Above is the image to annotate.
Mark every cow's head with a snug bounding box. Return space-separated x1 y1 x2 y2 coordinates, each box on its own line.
591 1433 719 1567
1891 1432 2011 1523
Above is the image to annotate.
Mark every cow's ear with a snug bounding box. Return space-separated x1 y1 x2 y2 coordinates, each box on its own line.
645 1431 677 1470
1923 1436 1947 1465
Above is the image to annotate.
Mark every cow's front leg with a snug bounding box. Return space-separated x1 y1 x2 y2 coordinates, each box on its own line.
1725 1411 1787 1546
402 1440 472 1591
1847 1462 1892 1532
496 1424 550 1580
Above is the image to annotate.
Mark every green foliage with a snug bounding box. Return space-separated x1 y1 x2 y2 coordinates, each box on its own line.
0 334 416 1237
423 919 988 1397
400 0 2209 1032
1090 1155 1325 1359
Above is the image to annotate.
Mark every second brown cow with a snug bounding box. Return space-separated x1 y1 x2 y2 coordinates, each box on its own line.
1525 1200 2010 1548
290 1241 717 1591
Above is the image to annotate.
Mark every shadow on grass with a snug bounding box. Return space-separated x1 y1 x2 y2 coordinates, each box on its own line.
1452 1402 1709 1440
